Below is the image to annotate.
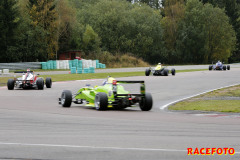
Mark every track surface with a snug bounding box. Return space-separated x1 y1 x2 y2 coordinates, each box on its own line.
0 69 240 160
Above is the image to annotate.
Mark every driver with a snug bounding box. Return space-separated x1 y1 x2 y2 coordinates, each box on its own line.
102 76 116 85
155 63 162 70
216 61 222 66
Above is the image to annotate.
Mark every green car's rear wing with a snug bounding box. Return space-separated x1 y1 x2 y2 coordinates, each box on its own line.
112 80 145 97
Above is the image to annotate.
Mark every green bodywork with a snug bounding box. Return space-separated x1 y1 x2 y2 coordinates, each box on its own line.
74 83 130 106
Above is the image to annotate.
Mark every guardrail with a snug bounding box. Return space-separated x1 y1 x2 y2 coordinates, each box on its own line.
0 62 41 70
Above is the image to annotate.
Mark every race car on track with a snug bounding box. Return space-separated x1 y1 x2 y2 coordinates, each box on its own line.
209 61 230 71
145 63 176 76
59 77 153 111
7 69 52 90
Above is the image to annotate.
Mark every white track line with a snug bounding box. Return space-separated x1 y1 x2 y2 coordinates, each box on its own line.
0 142 185 152
160 83 240 110
0 142 239 154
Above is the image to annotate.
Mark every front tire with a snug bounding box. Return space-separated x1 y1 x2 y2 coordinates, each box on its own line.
227 65 230 70
45 77 52 88
145 69 151 76
163 69 169 76
139 93 153 111
223 65 226 70
209 65 213 70
95 92 108 110
61 90 72 107
37 78 44 90
7 79 15 90
171 68 176 76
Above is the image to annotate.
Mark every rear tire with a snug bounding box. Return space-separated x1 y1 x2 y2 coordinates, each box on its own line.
145 69 151 76
95 92 108 110
163 69 169 76
223 65 226 70
227 65 230 70
209 65 213 70
171 68 176 76
139 93 153 111
37 78 44 90
7 79 15 90
45 77 52 88
61 90 72 107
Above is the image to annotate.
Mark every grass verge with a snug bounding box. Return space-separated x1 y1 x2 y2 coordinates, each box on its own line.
169 85 240 113
0 69 207 87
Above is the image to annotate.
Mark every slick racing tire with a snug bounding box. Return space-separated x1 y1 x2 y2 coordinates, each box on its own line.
61 90 72 107
209 65 213 70
223 65 226 70
171 68 176 76
163 69 169 76
145 69 151 76
139 92 153 111
45 77 52 88
7 79 15 90
37 78 44 90
95 92 108 111
227 65 230 70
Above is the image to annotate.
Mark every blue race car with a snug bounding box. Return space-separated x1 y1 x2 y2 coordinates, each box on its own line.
209 61 230 71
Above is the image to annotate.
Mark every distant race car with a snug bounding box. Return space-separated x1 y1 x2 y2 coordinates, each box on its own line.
7 69 52 90
145 63 176 76
59 77 153 111
209 61 230 71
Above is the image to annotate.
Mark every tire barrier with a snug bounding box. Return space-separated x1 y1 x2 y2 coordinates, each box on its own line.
41 59 106 70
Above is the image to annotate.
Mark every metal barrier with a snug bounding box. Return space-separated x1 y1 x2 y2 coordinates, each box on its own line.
0 62 41 70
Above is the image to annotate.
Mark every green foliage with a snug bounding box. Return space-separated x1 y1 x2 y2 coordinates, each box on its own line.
76 0 164 63
0 0 239 64
133 0 161 9
28 0 58 60
161 0 236 64
0 0 19 62
202 0 240 63
82 25 101 54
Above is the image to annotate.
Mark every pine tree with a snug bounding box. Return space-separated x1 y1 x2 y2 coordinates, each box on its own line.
0 0 19 62
28 0 58 60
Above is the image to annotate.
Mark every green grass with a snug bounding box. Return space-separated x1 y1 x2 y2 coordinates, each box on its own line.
198 85 240 97
40 72 145 81
169 100 240 113
169 85 240 113
0 69 207 87
0 72 145 86
176 69 207 72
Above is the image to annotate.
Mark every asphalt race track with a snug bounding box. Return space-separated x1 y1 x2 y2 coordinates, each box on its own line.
0 68 240 160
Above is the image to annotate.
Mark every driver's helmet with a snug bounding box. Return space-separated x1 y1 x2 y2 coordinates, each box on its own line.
158 63 161 65
102 76 116 85
27 69 31 73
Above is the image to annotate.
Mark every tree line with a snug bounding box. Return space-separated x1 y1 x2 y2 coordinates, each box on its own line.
0 0 239 64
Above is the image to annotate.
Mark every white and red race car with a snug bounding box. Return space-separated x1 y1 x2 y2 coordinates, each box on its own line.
7 69 52 90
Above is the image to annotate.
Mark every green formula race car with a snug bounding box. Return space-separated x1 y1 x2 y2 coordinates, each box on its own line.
59 77 153 111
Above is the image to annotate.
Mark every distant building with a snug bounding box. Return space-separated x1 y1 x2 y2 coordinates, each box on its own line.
59 51 82 60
